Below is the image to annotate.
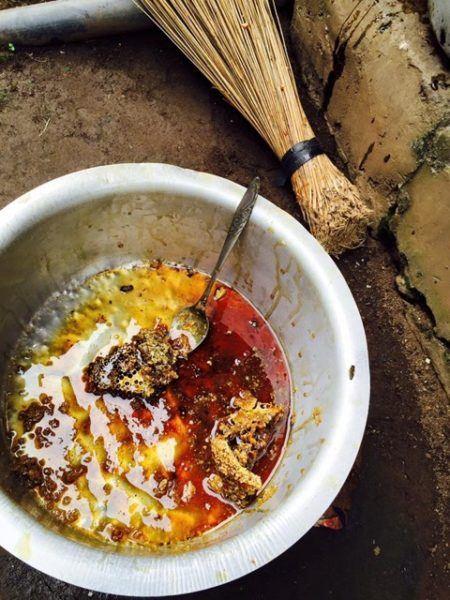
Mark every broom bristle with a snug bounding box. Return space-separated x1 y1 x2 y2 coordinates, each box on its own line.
292 157 372 253
136 0 372 254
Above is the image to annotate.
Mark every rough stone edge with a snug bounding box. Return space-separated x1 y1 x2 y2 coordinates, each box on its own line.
289 1 450 388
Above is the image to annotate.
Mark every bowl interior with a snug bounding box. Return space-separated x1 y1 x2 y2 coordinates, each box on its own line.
0 164 368 595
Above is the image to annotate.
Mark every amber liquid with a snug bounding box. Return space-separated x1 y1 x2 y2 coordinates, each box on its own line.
5 263 291 547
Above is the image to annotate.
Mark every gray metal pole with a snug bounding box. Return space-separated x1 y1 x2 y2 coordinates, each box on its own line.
0 0 150 46
0 0 293 47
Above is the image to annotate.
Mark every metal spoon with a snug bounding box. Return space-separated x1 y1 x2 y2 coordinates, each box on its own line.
170 176 260 351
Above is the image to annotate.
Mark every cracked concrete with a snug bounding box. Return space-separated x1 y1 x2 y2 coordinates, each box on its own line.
291 0 449 376
292 0 449 207
393 124 450 341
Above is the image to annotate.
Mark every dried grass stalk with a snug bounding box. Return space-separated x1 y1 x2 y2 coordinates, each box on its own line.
135 0 372 254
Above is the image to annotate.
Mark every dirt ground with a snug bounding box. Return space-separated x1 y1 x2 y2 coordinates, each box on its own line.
0 17 448 600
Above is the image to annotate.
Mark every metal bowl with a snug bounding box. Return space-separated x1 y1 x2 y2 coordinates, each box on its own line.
0 164 369 596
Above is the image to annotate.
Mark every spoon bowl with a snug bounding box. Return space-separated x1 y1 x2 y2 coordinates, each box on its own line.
170 305 210 350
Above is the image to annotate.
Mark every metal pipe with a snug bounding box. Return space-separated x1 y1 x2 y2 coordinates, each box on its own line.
0 0 150 46
0 0 292 47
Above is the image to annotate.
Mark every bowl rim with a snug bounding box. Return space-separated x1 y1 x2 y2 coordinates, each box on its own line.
0 163 370 596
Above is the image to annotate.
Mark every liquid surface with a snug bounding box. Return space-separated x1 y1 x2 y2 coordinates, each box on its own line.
4 263 290 547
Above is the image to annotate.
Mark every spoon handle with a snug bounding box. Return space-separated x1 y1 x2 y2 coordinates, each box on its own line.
196 176 260 311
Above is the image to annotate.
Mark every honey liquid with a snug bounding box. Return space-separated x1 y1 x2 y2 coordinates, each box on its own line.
4 262 290 547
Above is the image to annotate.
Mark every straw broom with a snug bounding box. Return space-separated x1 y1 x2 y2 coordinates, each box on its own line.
135 0 372 254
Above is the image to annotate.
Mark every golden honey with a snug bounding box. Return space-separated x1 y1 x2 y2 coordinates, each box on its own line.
5 263 290 547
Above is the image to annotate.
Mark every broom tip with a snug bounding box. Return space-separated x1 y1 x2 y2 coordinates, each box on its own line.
291 159 373 256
